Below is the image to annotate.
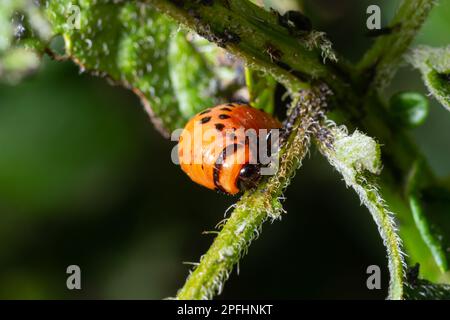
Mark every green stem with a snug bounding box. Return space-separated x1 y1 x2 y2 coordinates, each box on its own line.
357 0 437 90
145 0 447 296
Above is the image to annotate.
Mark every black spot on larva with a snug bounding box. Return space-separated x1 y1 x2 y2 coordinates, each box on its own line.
216 143 241 166
226 131 236 141
213 167 224 191
199 116 211 124
213 143 243 194
215 123 225 131
219 114 231 119
226 103 236 107
199 109 211 115
220 107 232 112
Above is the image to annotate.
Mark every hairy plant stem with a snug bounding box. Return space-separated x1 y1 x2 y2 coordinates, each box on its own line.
315 125 405 299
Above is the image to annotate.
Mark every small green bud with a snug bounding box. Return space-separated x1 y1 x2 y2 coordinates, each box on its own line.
389 91 429 128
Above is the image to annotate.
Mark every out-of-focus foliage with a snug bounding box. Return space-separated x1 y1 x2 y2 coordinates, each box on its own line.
408 46 450 111
245 68 277 114
168 32 215 119
0 61 145 214
420 184 450 270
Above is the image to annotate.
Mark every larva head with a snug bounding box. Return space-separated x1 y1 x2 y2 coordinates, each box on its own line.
237 163 261 192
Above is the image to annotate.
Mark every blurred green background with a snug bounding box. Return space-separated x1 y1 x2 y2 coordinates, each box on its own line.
0 0 449 299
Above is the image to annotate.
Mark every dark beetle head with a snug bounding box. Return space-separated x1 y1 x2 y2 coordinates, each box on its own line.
237 163 261 191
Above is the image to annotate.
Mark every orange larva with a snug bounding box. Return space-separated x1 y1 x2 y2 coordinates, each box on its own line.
178 103 281 195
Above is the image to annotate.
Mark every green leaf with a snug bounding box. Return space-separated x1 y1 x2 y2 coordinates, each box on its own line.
168 32 215 119
408 46 450 111
404 264 450 300
45 0 217 135
407 161 450 273
0 47 40 84
245 67 277 114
